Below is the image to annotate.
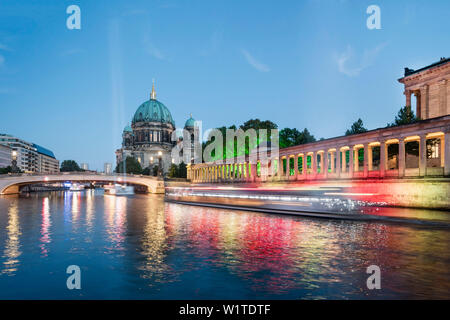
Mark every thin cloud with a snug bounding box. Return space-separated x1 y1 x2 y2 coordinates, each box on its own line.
241 49 270 72
334 43 387 77
142 35 165 60
0 54 4 67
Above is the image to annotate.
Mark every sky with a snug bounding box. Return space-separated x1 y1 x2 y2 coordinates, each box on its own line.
1 0 449 170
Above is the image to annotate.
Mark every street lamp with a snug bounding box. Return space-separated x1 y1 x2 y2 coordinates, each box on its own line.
11 150 18 173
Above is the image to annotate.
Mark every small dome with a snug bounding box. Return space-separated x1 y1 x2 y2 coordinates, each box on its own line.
123 124 132 133
184 116 196 128
132 99 175 126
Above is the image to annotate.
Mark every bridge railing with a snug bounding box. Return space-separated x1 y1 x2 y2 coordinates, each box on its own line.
0 172 159 179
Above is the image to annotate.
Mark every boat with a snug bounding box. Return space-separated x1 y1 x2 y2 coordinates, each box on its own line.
69 183 85 191
104 184 134 196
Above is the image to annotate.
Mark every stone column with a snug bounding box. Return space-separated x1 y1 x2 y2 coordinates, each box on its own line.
439 80 447 117
421 85 429 120
380 141 386 178
294 156 298 179
330 151 335 173
324 151 329 178
251 161 257 181
363 144 369 178
399 138 405 177
285 157 290 179
444 132 450 176
277 158 282 180
336 149 341 178
311 152 316 178
368 145 373 171
341 149 347 173
348 146 354 178
419 135 427 176
405 90 412 107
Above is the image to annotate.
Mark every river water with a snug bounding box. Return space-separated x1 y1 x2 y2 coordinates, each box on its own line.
0 190 449 299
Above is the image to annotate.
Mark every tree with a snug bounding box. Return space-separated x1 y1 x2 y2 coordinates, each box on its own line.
203 119 278 162
280 128 316 148
0 166 12 174
345 118 368 136
60 160 82 172
387 106 418 127
115 156 142 174
152 165 159 176
177 162 187 178
168 164 178 178
142 166 152 176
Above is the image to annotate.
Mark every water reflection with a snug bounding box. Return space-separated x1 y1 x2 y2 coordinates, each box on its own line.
39 197 51 257
1 200 21 275
104 194 127 252
0 191 448 299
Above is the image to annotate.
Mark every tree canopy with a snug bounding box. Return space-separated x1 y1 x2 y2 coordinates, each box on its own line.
387 106 418 127
345 118 368 136
60 160 82 172
279 128 316 148
115 156 142 174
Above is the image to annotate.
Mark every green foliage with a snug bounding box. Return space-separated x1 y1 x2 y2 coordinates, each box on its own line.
345 118 368 136
115 156 142 174
142 167 152 175
203 119 278 162
60 160 82 172
387 106 419 127
168 162 187 178
279 128 316 148
0 166 12 174
152 165 159 176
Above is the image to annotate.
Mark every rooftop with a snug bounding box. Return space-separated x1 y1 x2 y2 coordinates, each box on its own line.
400 57 449 79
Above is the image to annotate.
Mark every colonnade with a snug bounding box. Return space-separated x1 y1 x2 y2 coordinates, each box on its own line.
188 121 450 183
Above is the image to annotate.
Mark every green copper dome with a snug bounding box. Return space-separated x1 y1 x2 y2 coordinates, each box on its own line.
132 99 175 126
184 116 195 128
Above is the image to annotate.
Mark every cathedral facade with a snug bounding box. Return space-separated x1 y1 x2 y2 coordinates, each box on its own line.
115 83 196 174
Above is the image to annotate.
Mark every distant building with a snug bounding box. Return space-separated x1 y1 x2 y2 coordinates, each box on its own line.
104 162 112 175
0 144 11 168
81 163 89 171
0 134 59 173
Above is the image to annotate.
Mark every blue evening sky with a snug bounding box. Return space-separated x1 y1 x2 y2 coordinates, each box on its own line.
1 0 449 170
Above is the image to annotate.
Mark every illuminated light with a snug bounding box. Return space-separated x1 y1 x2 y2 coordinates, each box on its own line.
353 144 364 149
369 142 381 147
158 151 162 156
426 132 444 139
44 176 49 182
327 148 336 152
404 136 420 142
340 146 350 151
385 138 399 144
118 177 122 182
324 192 377 196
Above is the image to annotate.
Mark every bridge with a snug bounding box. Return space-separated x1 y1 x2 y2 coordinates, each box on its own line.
0 172 165 195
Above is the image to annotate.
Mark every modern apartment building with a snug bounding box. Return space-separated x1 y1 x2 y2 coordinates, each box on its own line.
0 134 59 173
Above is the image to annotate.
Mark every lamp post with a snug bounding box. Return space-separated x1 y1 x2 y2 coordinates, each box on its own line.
11 150 18 173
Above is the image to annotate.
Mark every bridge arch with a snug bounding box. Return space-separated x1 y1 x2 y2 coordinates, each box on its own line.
0 173 165 195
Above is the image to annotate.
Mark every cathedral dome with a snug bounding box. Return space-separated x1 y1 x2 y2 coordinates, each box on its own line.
132 99 175 126
131 82 175 126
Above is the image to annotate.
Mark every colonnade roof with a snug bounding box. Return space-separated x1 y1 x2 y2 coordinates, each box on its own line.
279 115 450 154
